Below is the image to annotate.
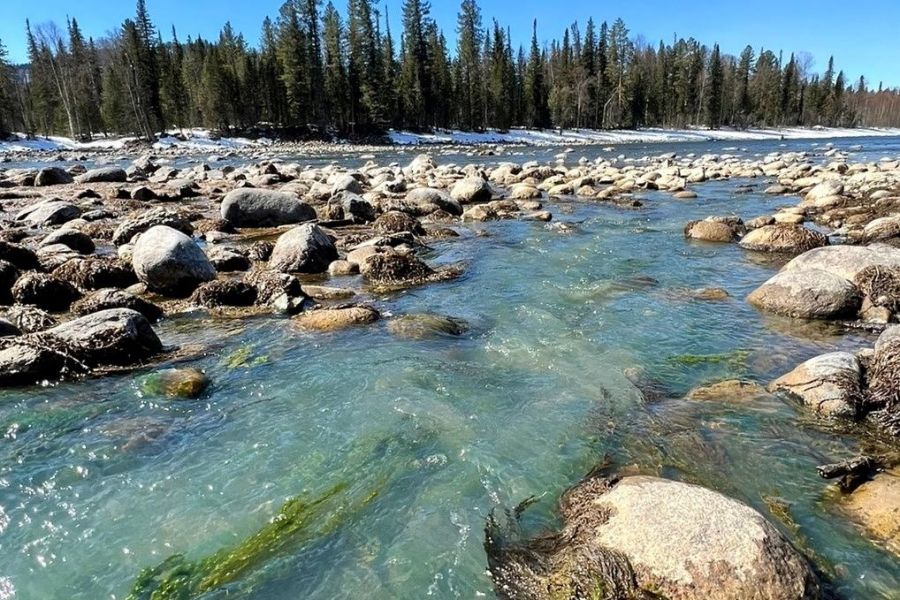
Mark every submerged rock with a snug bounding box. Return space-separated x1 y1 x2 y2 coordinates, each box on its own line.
387 313 468 339
768 352 860 417
294 305 380 331
141 367 211 399
487 474 820 600
686 379 768 402
132 226 216 296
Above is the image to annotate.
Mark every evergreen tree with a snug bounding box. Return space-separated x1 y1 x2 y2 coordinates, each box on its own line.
524 20 549 128
322 2 348 130
704 44 723 128
456 0 483 130
400 0 432 129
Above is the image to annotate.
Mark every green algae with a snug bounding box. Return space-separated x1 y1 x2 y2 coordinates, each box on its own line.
221 345 270 369
668 349 751 372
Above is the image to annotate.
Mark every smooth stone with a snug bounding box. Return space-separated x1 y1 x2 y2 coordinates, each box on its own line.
687 379 769 402
141 367 210 399
293 306 380 331
747 269 860 320
269 224 338 274
220 188 316 227
768 352 860 417
132 226 216 296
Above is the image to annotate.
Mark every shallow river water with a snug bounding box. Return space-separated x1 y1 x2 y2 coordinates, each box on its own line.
1 137 900 599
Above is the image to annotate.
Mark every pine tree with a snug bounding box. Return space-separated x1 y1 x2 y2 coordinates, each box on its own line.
704 44 723 128
0 36 12 137
456 0 483 130
524 20 549 128
400 0 432 129
322 2 348 130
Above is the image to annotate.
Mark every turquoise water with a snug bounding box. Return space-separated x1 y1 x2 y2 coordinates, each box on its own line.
1 170 900 598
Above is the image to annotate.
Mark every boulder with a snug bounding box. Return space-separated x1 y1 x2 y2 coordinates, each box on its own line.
220 188 316 227
451 177 492 204
0 318 21 337
16 200 81 226
839 468 900 557
140 367 210 399
71 288 163 322
374 211 426 235
0 260 20 304
805 180 843 203
132 226 216 296
488 475 821 600
75 167 127 183
387 313 468 340
769 352 860 417
189 280 258 307
783 243 900 282
12 272 81 311
330 173 363 195
294 306 380 331
53 258 138 291
360 250 434 284
269 224 338 274
4 305 57 333
686 379 769 402
336 191 376 223
206 246 251 272
34 166 74 186
862 216 900 242
112 207 194 246
40 229 95 254
747 269 860 319
739 224 828 254
0 242 39 270
403 188 463 216
684 218 743 242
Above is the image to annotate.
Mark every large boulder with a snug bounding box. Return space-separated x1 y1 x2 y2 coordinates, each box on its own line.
0 308 162 386
16 200 81 227
132 226 216 295
747 269 860 319
40 229 95 254
337 192 376 223
768 352 860 417
488 475 820 600
373 211 426 235
75 167 127 183
0 242 39 270
220 188 316 227
403 188 463 216
450 177 492 204
53 258 138 291
684 217 743 243
71 288 163 322
804 180 843 203
189 280 258 307
269 224 338 274
11 272 81 312
783 243 900 282
739 224 828 254
294 306 380 331
34 166 74 186
112 207 194 246
839 468 900 557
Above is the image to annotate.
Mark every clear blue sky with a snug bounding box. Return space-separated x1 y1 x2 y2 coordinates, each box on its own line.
2 0 898 88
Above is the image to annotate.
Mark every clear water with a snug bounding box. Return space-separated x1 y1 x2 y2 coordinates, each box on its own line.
2 141 900 599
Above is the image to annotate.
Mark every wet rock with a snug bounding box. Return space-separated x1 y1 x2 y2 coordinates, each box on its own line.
190 279 258 308
0 260 20 304
403 188 463 216
691 287 730 301
839 468 900 557
40 228 95 254
112 207 194 246
132 225 216 296
769 352 860 417
4 305 57 333
488 474 821 600
451 177 492 204
220 188 316 227
0 241 39 270
328 259 359 276
373 211 425 235
739 224 828 254
301 285 355 300
141 367 211 399
294 305 380 331
34 166 74 186
76 167 127 183
462 203 498 222
360 250 434 285
16 200 81 226
245 270 304 305
269 223 338 274
747 269 860 320
508 184 541 200
684 218 743 242
783 243 900 282
387 313 468 339
686 379 768 402
71 288 163 322
130 186 157 201
12 272 81 311
673 190 697 199
206 245 251 272
53 258 138 291
336 191 376 223
0 308 162 385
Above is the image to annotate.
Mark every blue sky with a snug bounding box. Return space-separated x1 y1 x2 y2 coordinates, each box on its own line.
2 0 898 88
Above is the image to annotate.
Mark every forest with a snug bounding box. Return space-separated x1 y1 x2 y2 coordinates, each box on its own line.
0 0 899 141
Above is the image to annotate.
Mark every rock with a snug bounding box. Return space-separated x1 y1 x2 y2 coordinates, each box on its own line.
141 367 211 399
374 211 425 235
112 207 194 246
12 272 81 311
747 269 860 319
462 203 498 222
245 270 304 305
71 288 163 322
53 258 138 291
508 184 541 200
36 244 81 271
190 280 258 307
769 352 860 417
687 379 768 402
337 191 376 223
328 260 359 276
404 188 463 216
301 285 355 300
783 243 900 282
4 305 57 333
691 287 730 301
862 216 900 242
130 186 157 201
331 173 363 195
0 318 20 336
247 241 274 262
40 229 95 254
132 225 216 296
673 190 697 199
0 308 161 386
75 167 127 183
451 177 492 204
293 306 380 331
805 180 843 202
220 188 316 227
16 200 81 226
739 224 828 254
206 246 251 272
269 224 338 274
34 166 74 186
0 260 19 304
839 468 900 557
360 250 434 284
489 475 821 600
684 218 742 242
0 242 39 270
387 313 468 339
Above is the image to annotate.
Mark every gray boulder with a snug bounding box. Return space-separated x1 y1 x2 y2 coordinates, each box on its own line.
16 201 81 227
220 188 316 227
132 226 216 295
75 167 127 183
783 243 900 282
112 207 194 246
40 229 95 254
34 166 74 186
747 269 860 319
12 272 81 312
739 224 828 254
269 224 338 274
769 352 860 417
450 177 492 204
403 188 463 216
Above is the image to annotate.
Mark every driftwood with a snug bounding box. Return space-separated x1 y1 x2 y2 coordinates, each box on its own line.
816 455 881 493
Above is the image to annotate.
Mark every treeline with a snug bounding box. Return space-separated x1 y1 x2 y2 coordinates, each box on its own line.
1 0 900 141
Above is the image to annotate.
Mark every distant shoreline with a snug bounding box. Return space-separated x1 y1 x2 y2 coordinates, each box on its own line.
3 126 900 157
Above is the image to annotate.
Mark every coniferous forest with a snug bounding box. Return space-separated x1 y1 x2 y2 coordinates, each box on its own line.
1 0 900 141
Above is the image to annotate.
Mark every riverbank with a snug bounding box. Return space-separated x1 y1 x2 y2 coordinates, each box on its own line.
1 141 899 598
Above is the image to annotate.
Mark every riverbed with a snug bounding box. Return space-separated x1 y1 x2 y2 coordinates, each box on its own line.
1 136 899 599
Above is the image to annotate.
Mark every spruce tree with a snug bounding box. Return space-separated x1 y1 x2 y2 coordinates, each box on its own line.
456 0 483 130
704 44 723 128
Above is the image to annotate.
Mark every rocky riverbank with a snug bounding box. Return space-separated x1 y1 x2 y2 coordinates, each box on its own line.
2 143 899 598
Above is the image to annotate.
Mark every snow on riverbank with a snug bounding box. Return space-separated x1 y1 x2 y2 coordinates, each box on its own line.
387 126 900 146
0 129 272 154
